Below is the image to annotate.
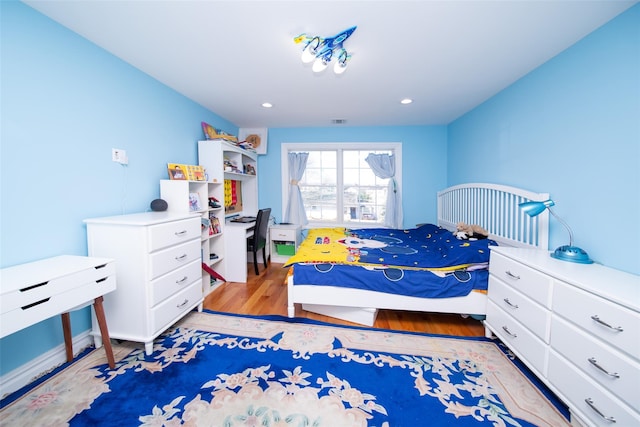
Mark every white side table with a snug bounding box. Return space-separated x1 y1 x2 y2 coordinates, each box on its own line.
0 255 117 368
270 223 301 263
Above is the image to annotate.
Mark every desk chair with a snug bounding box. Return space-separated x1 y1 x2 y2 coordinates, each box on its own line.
247 208 271 276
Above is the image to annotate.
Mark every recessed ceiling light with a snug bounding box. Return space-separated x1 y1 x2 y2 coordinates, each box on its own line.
262 102 273 108
400 98 413 105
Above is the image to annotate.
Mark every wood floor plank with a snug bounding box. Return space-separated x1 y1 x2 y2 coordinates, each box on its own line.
203 262 486 337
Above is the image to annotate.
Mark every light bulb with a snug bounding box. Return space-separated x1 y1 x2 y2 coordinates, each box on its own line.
312 58 328 73
301 45 316 63
334 61 347 74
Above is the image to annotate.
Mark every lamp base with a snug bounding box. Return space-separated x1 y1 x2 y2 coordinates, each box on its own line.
551 245 593 264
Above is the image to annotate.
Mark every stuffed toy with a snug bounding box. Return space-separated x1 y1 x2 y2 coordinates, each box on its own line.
455 222 489 240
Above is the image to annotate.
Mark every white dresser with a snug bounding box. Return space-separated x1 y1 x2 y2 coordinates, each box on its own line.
84 212 203 355
486 246 640 427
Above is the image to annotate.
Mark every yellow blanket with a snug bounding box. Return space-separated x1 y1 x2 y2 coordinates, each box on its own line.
284 228 355 266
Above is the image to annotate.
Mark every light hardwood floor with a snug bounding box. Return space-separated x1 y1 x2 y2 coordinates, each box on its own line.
203 262 486 337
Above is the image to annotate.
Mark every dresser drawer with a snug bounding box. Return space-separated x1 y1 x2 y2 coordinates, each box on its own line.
149 239 201 280
271 227 297 242
489 252 552 307
486 300 548 376
0 274 116 337
548 350 640 427
147 217 200 252
488 275 551 342
1 262 115 314
553 281 640 359
550 315 640 410
151 280 202 335
150 260 201 307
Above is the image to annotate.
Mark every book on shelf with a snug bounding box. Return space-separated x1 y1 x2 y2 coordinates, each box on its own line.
201 217 212 234
209 214 221 234
189 192 202 211
168 163 205 181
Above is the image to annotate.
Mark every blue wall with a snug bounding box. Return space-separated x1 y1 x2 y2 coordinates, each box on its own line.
448 4 639 274
259 126 448 229
1 1 638 380
0 1 237 376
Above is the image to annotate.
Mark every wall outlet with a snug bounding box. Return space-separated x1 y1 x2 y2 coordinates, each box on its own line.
112 148 128 164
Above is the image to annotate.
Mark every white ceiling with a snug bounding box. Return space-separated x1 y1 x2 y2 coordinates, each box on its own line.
23 0 637 128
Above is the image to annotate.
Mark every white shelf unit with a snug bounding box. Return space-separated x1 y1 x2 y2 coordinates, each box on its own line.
160 179 225 296
198 139 258 219
197 140 260 283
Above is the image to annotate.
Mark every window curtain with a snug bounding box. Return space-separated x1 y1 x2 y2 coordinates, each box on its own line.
365 153 402 229
284 152 309 225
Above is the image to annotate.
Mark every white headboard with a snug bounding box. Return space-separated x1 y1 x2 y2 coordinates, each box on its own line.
437 183 549 249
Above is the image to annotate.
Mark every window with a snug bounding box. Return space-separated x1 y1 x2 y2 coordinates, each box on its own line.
282 143 402 227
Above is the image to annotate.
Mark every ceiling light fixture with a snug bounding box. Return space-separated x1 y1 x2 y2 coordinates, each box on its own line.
294 26 357 75
261 102 273 108
401 98 413 104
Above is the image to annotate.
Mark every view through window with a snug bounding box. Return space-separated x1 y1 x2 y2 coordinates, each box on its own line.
283 143 401 226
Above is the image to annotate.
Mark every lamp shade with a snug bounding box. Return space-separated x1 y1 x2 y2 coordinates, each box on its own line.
519 199 555 217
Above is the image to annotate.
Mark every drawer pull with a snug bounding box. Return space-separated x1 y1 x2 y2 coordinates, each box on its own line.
503 298 519 309
590 315 623 332
177 299 189 308
174 230 188 236
20 281 49 292
176 276 189 284
584 398 616 423
502 326 517 338
175 254 188 261
22 297 51 310
588 357 620 379
504 270 520 280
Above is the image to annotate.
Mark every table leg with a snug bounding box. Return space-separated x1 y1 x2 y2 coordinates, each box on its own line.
60 312 73 363
93 296 116 369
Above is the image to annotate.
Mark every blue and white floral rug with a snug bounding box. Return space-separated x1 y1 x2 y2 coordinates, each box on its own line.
0 310 569 426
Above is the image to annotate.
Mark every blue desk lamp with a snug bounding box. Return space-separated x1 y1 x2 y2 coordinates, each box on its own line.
519 199 593 264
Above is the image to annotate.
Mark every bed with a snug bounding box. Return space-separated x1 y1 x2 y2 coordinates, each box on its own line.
286 183 550 331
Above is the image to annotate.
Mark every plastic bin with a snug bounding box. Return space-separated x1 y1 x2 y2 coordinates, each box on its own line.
275 242 295 256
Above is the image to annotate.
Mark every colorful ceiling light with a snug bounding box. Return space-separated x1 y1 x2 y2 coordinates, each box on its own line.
294 26 357 74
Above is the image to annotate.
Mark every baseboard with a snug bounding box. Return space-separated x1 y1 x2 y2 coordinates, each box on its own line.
0 331 93 400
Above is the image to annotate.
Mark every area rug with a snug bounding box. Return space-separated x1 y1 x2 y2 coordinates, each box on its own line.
0 310 569 426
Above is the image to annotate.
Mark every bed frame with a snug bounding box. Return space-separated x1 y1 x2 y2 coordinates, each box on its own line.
287 183 550 329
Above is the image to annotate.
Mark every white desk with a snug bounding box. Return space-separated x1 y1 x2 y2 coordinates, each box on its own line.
224 221 255 282
0 255 117 368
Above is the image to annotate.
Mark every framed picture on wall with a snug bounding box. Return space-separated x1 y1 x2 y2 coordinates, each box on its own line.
238 128 268 155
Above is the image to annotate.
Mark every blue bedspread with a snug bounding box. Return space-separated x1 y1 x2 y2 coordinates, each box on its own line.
345 223 496 269
290 224 497 299
293 263 489 298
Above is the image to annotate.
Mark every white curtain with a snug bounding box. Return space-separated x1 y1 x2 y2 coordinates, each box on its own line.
284 152 309 225
365 153 402 229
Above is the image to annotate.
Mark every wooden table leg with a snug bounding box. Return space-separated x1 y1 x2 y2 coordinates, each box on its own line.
60 312 73 363
93 296 116 369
